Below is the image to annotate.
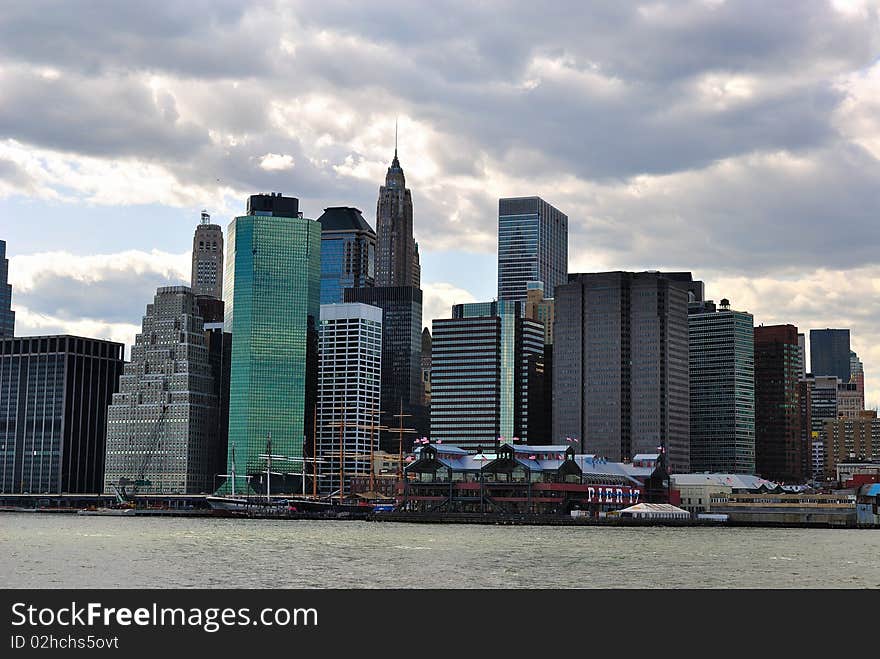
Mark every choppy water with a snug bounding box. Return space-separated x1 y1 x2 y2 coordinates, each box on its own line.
2 514 879 588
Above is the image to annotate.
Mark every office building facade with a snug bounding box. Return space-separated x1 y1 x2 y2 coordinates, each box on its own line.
754 325 803 482
800 374 839 481
688 300 755 473
431 300 545 451
810 328 850 383
823 412 880 475
553 271 694 473
497 196 568 303
0 335 123 494
316 303 382 495
344 285 425 449
797 333 806 379
224 194 321 491
0 240 14 337
191 211 224 300
104 287 220 495
317 207 376 305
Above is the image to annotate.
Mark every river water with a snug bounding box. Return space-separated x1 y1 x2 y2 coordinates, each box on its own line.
2 514 878 588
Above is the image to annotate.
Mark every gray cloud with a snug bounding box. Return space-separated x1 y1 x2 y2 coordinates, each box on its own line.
2 2 880 293
19 270 187 324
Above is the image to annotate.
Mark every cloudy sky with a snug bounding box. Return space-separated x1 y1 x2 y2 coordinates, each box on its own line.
2 0 880 403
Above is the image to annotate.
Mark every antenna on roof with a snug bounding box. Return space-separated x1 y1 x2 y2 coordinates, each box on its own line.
394 118 398 159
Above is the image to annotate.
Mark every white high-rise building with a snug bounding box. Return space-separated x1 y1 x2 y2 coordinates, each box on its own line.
316 303 382 495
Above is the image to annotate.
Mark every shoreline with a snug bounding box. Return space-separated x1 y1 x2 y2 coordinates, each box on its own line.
2 507 876 529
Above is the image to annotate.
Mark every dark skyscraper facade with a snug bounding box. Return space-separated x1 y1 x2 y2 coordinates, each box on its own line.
809 328 851 383
375 149 420 288
317 206 376 304
431 301 544 451
0 240 14 337
553 271 694 473
497 197 568 303
754 325 802 482
345 286 425 449
0 335 124 494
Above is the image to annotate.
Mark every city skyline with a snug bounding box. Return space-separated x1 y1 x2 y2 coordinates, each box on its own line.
2 2 880 407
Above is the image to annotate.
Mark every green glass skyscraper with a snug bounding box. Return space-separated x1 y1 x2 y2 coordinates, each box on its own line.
223 193 321 493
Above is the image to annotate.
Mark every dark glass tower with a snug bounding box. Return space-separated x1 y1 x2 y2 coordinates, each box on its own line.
0 240 14 337
553 271 695 473
497 197 568 303
317 206 376 304
224 193 321 492
754 325 802 482
0 335 124 494
344 286 425 449
375 148 419 288
809 328 851 383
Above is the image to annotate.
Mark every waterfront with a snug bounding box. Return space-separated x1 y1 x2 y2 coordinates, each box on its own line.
2 515 879 588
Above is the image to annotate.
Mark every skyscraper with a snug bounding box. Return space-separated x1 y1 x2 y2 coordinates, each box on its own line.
224 193 321 492
754 325 802 482
797 333 806 378
850 350 865 401
525 281 555 345
810 328 850 382
553 271 695 473
191 211 224 300
0 240 14 337
0 335 123 494
344 286 425 449
524 281 555 442
375 147 419 288
800 374 839 481
316 303 382 495
421 327 432 408
317 206 376 304
688 299 755 473
431 300 544 451
104 287 220 494
497 197 568 303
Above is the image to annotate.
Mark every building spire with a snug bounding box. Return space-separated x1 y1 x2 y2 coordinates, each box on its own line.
393 118 399 166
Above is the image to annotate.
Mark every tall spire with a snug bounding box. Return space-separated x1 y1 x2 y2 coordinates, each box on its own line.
393 118 399 167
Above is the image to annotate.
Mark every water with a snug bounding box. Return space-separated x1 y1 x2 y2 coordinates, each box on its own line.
2 514 879 588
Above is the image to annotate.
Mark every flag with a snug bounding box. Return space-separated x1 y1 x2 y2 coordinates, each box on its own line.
436 439 442 444
512 436 520 443
529 455 537 460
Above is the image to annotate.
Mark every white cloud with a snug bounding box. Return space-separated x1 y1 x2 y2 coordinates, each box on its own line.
10 249 189 291
259 153 295 171
13 305 140 353
422 282 477 328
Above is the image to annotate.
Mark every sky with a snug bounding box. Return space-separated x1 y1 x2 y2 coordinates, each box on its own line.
1 1 880 404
